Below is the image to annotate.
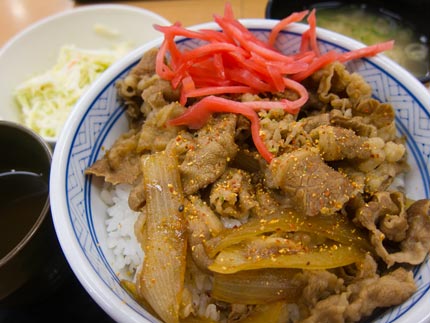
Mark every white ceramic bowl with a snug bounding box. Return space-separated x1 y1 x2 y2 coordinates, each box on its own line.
0 4 170 145
50 19 430 323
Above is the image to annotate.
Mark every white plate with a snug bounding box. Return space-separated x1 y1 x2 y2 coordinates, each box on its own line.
0 4 170 144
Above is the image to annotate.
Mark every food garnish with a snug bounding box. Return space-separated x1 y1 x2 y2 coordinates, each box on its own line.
154 3 393 162
14 44 130 139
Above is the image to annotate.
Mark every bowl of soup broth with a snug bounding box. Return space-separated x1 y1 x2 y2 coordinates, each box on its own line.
266 0 430 82
0 121 67 305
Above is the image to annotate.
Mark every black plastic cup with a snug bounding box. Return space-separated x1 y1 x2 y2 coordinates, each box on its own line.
0 120 68 306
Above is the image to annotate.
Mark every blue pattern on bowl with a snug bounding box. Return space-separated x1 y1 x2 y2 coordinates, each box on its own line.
59 24 430 322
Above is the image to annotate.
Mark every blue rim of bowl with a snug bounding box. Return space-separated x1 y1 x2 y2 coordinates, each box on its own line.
53 21 430 323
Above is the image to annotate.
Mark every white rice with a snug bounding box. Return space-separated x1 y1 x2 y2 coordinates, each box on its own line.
102 183 223 321
101 183 143 278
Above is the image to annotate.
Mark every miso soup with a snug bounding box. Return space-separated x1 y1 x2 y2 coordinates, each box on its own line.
0 170 48 259
315 4 429 79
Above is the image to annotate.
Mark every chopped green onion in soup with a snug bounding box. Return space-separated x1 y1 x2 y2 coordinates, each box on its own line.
315 4 429 79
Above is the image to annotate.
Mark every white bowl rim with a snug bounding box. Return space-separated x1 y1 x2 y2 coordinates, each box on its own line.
50 18 430 323
0 3 171 56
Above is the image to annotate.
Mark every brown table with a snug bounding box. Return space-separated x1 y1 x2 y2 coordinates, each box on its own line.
6 1 427 88
0 0 267 48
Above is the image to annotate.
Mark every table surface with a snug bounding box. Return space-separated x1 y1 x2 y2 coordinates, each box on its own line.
0 0 267 48
2 0 428 86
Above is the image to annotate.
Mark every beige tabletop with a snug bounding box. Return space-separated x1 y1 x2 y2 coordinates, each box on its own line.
0 0 267 48
2 1 427 89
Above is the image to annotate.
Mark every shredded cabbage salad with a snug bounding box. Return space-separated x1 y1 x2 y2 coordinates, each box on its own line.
14 44 131 138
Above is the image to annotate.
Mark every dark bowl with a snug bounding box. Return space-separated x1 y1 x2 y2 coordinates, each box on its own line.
265 0 430 83
0 121 67 306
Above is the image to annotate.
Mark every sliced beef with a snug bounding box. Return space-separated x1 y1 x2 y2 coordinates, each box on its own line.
268 148 358 216
139 78 180 115
300 256 416 323
301 112 330 133
355 193 430 267
300 270 345 307
115 47 180 122
345 267 416 322
179 114 238 195
309 125 369 161
388 199 430 266
129 47 158 76
329 109 377 138
209 168 257 219
136 102 186 153
128 179 146 211
301 294 348 323
85 129 141 185
309 61 372 110
185 195 223 270
353 99 396 139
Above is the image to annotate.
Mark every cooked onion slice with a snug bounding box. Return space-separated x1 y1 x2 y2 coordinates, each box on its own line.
137 151 187 323
212 268 302 304
238 301 287 323
208 241 365 274
205 211 371 258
